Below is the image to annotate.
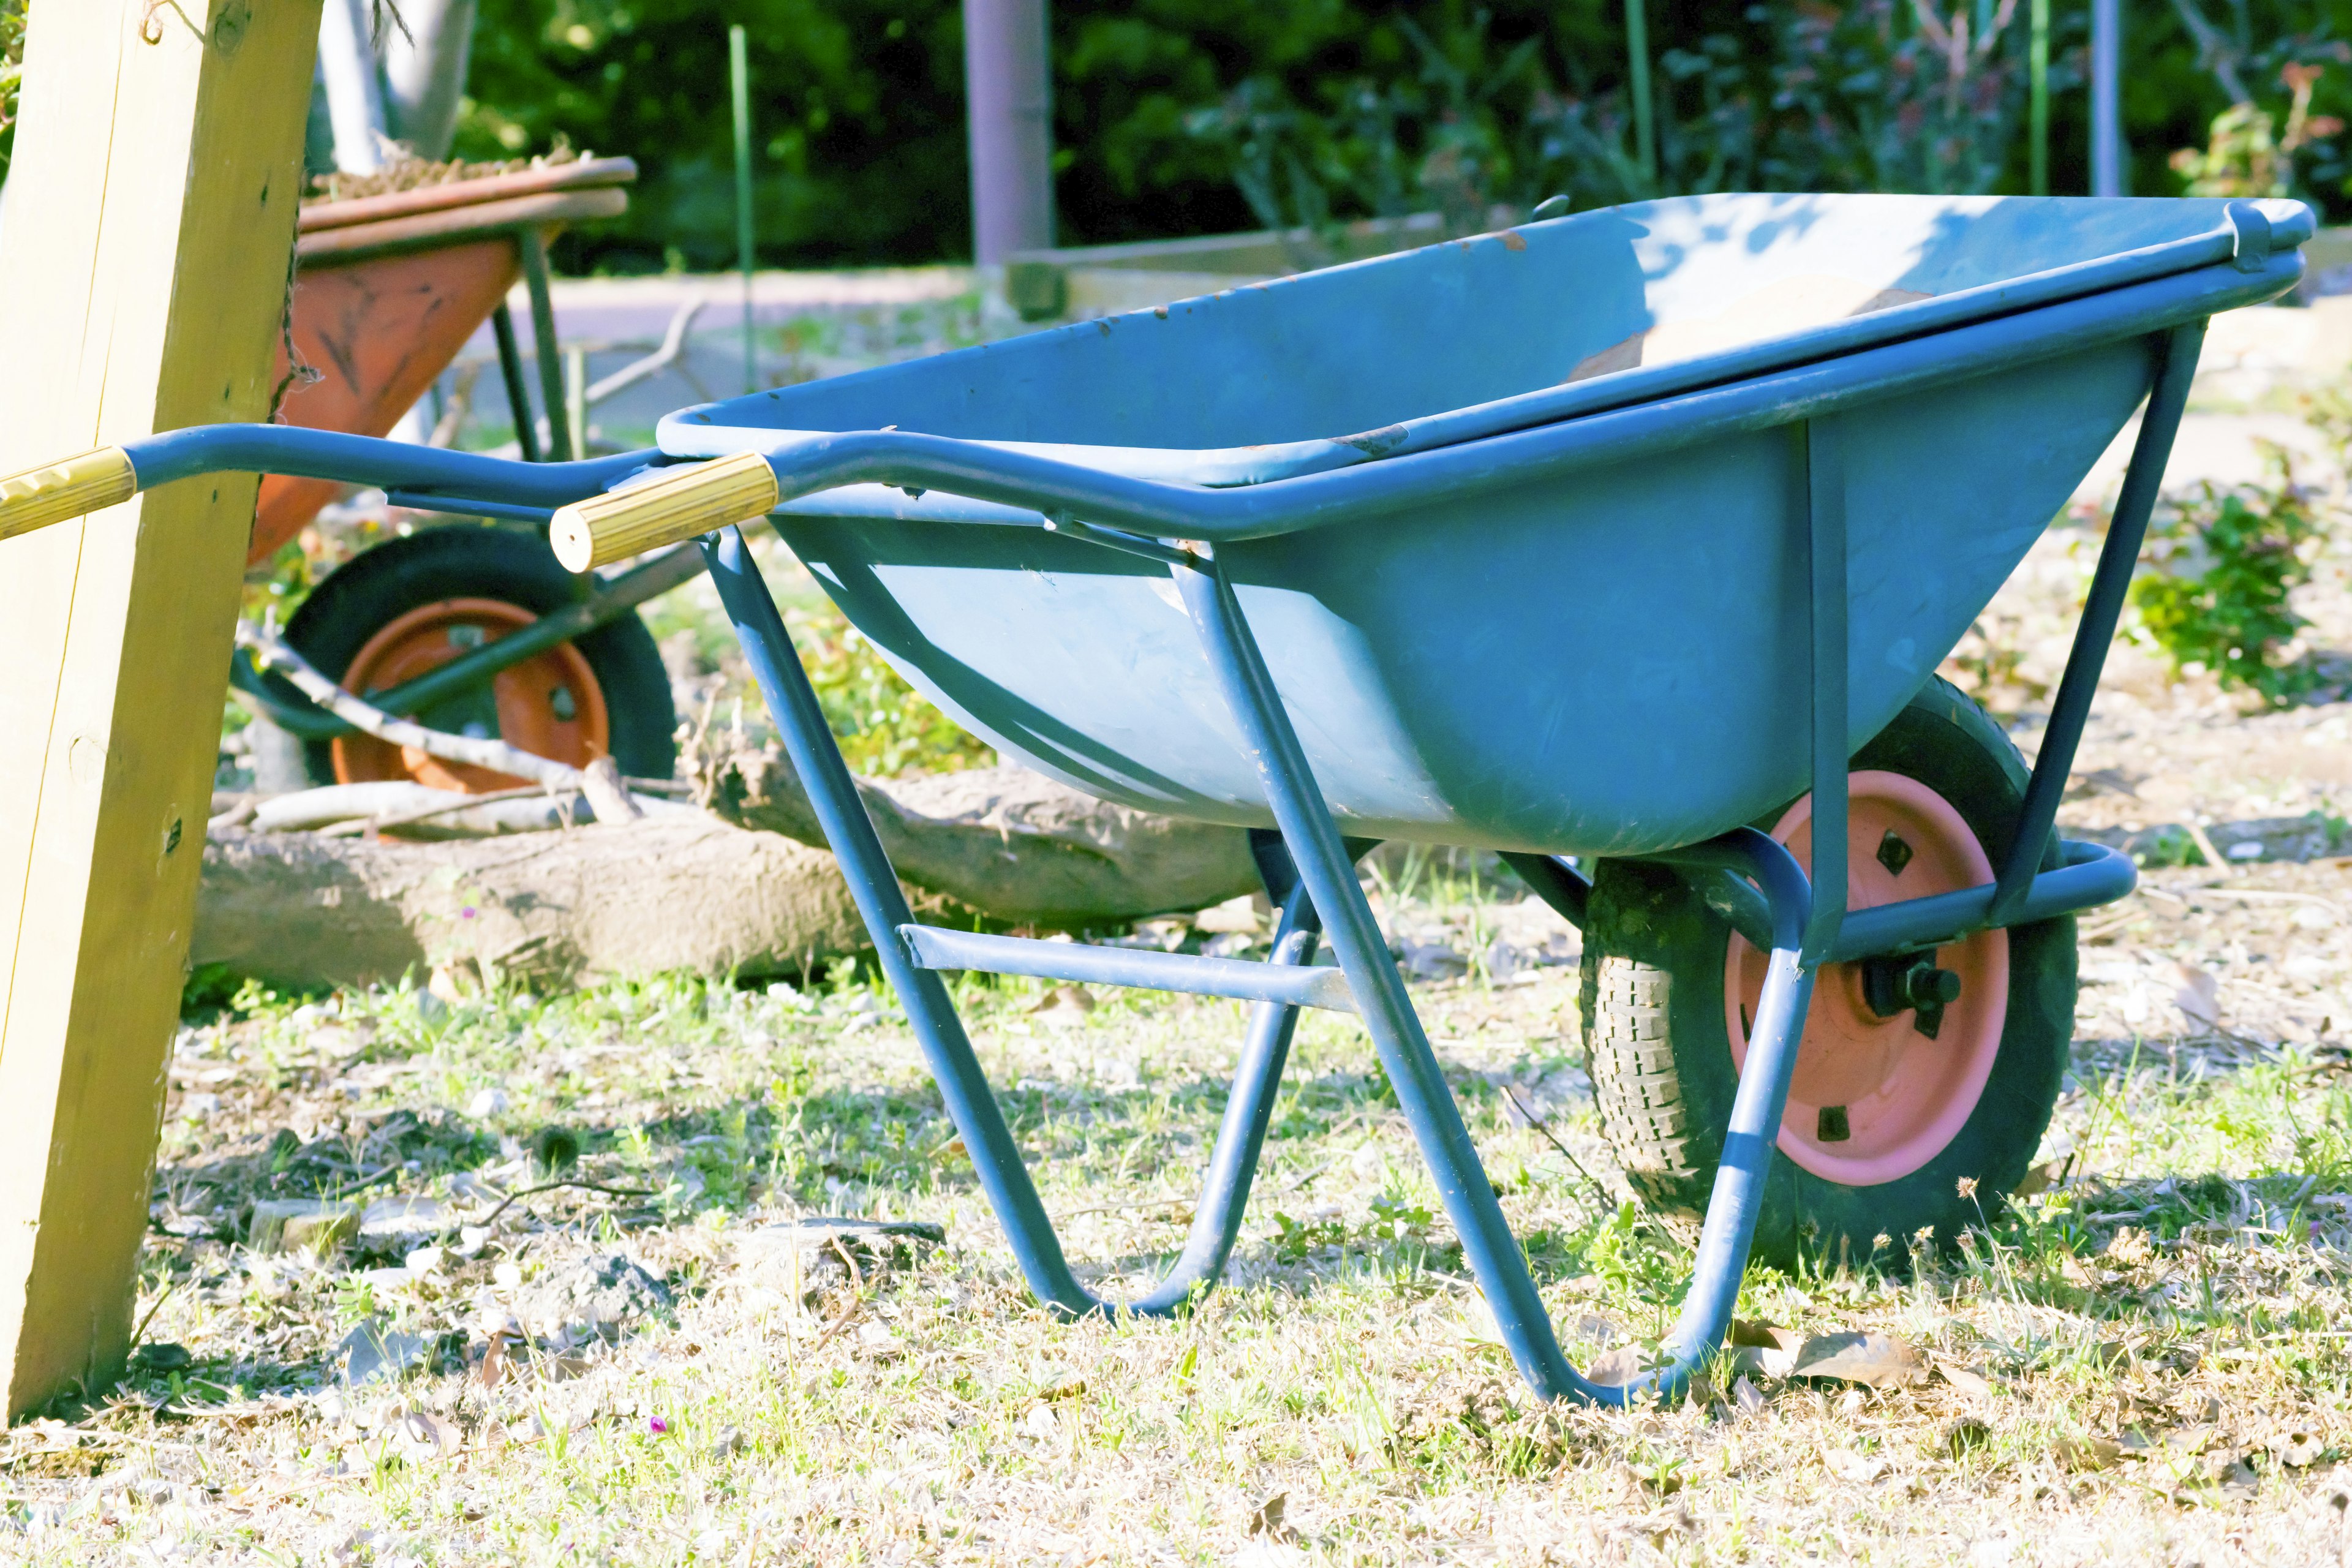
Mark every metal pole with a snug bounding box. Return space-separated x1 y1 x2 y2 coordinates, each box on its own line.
729 24 757 396
1626 0 1656 185
2090 0 2124 196
2029 0 2050 195
962 0 1055 265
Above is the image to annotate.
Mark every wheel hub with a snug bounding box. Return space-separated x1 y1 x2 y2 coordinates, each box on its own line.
1725 769 2009 1184
1858 952 1964 1038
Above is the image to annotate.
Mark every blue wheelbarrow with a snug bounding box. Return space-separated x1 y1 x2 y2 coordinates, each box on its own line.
0 192 2311 1404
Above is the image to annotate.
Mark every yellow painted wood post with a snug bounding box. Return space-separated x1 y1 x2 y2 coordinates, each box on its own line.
0 0 323 1412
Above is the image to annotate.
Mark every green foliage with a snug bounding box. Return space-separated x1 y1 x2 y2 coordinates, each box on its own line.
785 603 994 776
2170 62 2343 197
451 0 2349 271
1755 0 2030 197
6 0 2343 267
0 0 23 185
2131 451 2326 707
457 0 970 270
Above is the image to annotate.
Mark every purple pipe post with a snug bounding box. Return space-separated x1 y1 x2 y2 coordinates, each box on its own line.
962 0 1055 266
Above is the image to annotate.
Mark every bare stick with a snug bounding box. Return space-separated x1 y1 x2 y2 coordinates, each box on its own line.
235 619 643 821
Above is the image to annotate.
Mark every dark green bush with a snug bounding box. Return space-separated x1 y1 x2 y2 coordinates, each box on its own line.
450 0 2350 273
4 0 2344 268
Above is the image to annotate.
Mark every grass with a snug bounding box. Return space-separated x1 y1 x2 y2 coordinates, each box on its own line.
7 843 2351 1564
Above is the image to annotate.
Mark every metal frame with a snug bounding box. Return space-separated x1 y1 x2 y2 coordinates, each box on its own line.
677 318 2197 1404
56 287 2218 1401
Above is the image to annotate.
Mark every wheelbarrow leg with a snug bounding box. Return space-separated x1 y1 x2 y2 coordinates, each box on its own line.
519 227 575 462
701 526 1316 1316
1172 554 1819 1404
489 303 543 464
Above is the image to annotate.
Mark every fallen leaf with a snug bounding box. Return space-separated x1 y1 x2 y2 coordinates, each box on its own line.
2168 1424 2218 1458
1246 1491 1293 1542
1789 1331 1926 1388
1935 1362 1997 1401
1825 1447 1890 1483
1618 1504 1697 1548
1726 1320 1804 1378
2272 1430 2326 1468
2173 962 2220 1031
1730 1318 1801 1350
2055 1435 2122 1472
1028 986 1095 1024
2089 1341 2132 1373
391 1409 461 1463
1732 1375 1768 1415
2012 1160 2058 1197
474 1335 507 1391
1586 1345 1646 1387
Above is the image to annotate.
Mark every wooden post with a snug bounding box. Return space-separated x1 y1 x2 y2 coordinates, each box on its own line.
0 0 323 1413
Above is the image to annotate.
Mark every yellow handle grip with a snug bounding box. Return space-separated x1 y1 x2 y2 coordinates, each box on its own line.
549 451 780 572
0 448 139 544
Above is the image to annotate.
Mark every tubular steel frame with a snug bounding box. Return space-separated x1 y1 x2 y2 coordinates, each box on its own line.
681 320 2196 1404
31 301 2207 1401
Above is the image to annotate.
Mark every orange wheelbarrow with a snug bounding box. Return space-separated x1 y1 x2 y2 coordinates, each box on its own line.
234 155 687 794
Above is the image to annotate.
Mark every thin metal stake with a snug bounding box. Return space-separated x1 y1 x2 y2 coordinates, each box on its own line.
1626 0 1656 185
2029 0 2050 196
730 24 758 396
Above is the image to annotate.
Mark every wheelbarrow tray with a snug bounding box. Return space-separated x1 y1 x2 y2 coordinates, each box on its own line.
658 194 2309 856
251 159 636 564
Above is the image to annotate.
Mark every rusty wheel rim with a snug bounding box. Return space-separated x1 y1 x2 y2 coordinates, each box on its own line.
329 596 611 793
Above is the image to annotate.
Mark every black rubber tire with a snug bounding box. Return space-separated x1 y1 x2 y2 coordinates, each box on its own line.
277 524 677 789
1577 677 2076 1268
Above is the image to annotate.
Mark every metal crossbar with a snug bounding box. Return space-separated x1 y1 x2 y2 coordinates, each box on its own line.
900 925 1358 1012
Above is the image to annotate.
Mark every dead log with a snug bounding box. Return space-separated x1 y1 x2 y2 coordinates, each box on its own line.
699 751 1261 926
194 814 870 989
194 761 1262 989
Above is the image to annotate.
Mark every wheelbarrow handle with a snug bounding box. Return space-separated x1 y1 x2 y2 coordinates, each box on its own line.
0 447 138 543
549 450 779 571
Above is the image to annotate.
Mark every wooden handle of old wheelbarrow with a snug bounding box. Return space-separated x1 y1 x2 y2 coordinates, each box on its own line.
0 447 139 544
549 451 780 572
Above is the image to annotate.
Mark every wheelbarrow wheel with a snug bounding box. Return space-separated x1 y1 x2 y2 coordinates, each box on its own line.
278 525 677 793
1577 676 2076 1269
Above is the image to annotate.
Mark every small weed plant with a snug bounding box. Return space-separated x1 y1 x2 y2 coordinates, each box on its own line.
785 604 994 776
2131 450 2326 706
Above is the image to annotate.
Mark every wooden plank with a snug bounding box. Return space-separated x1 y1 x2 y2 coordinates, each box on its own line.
0 0 323 1413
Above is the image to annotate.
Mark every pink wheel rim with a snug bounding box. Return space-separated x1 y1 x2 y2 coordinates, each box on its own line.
1724 770 2009 1187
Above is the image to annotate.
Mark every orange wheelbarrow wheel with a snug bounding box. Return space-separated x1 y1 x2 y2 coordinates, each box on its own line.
274 525 677 793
